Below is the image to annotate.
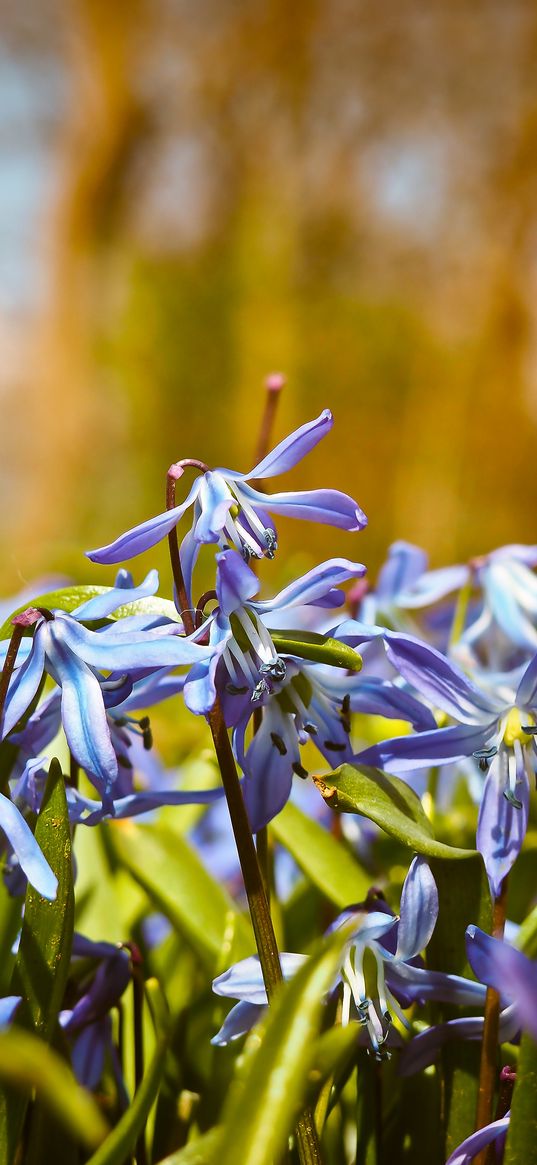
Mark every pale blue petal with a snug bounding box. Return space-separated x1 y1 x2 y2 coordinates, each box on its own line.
476 749 529 898
240 482 367 532
0 997 21 1026
47 631 117 795
228 409 333 480
376 542 428 600
2 625 46 739
194 473 234 543
384 632 501 722
0 792 57 899
213 952 305 1003
57 616 212 670
466 926 537 1039
398 565 469 608
396 856 438 960
86 477 202 564
72 570 160 621
357 721 493 773
211 1000 265 1046
66 783 225 825
445 1115 510 1165
215 551 259 616
348 679 436 731
254 559 365 613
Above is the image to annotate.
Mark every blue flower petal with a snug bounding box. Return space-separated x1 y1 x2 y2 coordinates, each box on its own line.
57 616 212 670
227 409 334 481
348 679 436 731
384 632 501 723
194 473 234 543
357 721 493 773
0 996 21 1027
213 952 305 1003
376 542 429 600
254 559 365 613
240 482 367 532
396 856 438 960
466 926 537 1040
0 792 57 899
216 551 259 617
46 629 118 796
445 1114 510 1165
2 625 46 739
211 1000 266 1046
86 477 202 564
476 747 529 898
72 570 160 621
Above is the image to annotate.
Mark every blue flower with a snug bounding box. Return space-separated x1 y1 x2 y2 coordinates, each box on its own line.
212 856 441 1058
1 570 212 808
87 410 367 600
357 630 537 895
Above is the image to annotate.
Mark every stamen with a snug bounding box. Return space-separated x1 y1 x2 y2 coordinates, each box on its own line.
324 740 346 752
270 732 287 756
292 762 308 778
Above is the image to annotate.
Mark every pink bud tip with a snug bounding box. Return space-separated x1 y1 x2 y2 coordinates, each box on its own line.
168 462 185 481
12 608 42 627
265 372 286 393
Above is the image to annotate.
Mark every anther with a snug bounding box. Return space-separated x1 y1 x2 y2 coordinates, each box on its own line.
304 722 318 735
270 732 287 756
226 683 249 695
292 762 309 779
324 740 346 752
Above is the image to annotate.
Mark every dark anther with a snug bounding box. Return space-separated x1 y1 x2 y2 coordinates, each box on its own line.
503 789 523 809
324 740 346 752
226 683 249 695
270 732 287 756
292 762 309 778
478 757 489 772
341 694 351 715
522 725 537 735
117 754 133 769
142 726 153 750
304 722 318 735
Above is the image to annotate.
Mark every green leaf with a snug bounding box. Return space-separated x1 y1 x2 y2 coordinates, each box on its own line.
0 759 75 1165
108 822 252 970
313 764 476 860
0 587 180 641
86 979 169 1165
215 933 345 1165
504 1033 537 1165
427 856 492 1158
156 1129 222 1165
270 801 370 906
271 630 362 671
0 1028 108 1149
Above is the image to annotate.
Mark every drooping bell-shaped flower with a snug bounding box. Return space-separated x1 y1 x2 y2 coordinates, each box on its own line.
87 410 367 601
1 570 212 809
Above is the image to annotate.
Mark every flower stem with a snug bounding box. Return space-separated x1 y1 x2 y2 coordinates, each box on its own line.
0 623 25 732
253 372 285 467
474 876 508 1163
165 482 323 1165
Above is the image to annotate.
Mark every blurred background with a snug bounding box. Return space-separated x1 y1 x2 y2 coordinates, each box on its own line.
2 0 537 599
